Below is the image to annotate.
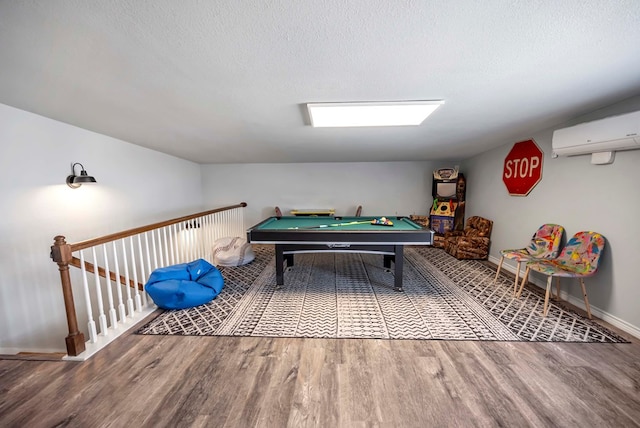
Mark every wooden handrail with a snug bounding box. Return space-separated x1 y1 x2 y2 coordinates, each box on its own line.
69 257 144 291
70 202 247 252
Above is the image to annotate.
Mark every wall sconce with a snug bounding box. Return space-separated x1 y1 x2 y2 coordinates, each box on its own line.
66 163 97 188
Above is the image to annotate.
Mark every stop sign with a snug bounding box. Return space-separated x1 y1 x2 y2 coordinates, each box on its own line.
503 139 544 196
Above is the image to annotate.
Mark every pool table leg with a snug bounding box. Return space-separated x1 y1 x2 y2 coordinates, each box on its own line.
275 244 284 286
383 254 392 270
285 254 294 268
394 245 404 292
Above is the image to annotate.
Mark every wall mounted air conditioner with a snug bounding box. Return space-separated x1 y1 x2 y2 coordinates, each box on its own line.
552 110 640 163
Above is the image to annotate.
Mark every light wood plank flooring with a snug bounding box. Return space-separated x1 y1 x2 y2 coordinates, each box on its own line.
1 325 639 427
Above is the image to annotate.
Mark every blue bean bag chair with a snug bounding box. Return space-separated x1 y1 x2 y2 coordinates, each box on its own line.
145 259 224 310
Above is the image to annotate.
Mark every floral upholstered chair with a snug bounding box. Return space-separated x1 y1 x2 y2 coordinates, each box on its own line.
494 224 565 296
443 216 493 260
519 231 605 319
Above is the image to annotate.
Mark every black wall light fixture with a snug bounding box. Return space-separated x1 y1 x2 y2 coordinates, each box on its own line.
66 163 97 188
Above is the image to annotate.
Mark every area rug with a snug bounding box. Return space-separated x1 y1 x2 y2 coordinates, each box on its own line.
136 246 628 343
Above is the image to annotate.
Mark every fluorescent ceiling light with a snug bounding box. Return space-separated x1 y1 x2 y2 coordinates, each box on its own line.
307 100 444 127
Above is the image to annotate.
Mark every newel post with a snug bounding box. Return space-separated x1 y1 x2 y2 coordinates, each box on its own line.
50 235 86 356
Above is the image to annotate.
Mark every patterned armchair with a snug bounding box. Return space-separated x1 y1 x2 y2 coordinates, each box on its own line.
443 216 493 260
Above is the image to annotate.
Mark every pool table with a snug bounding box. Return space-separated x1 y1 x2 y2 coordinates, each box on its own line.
246 216 434 291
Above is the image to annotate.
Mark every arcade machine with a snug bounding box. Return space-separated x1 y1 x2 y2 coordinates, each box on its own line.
429 167 466 247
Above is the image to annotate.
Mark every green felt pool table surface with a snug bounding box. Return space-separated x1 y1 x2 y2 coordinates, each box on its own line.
254 216 422 231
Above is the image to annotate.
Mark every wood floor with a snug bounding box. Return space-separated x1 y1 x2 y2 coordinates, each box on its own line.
1 324 639 428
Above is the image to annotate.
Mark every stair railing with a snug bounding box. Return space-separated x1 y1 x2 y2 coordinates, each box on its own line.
50 202 247 360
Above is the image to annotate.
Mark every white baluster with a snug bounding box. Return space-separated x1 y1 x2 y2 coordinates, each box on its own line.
194 217 201 259
203 215 209 258
189 220 196 260
193 220 198 260
162 227 170 267
150 230 159 270
194 220 200 259
233 210 237 235
197 217 204 259
79 250 98 343
195 217 205 259
175 223 181 264
182 222 191 262
182 223 191 262
168 224 178 265
143 233 152 307
112 241 126 323
205 214 213 261
144 232 152 273
157 229 164 267
102 244 118 330
169 224 177 265
135 235 145 312
121 239 135 317
178 223 184 263
206 214 213 256
91 247 108 335
190 221 196 260
213 213 222 239
213 214 218 249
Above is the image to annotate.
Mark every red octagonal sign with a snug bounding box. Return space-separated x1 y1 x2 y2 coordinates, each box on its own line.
503 139 544 196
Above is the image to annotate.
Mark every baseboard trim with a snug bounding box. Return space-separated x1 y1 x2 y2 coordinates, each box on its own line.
0 347 65 356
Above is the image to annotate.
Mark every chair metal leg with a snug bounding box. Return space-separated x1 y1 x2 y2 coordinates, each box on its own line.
542 275 553 316
555 277 561 300
493 256 504 283
580 278 592 319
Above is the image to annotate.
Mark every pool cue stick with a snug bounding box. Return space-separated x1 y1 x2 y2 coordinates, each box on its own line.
287 220 372 230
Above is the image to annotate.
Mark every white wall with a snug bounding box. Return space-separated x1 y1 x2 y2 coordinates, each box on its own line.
462 96 640 336
200 161 447 227
6 94 639 353
0 103 203 353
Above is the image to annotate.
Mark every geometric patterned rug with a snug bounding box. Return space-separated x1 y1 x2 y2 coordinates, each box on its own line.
136 245 628 343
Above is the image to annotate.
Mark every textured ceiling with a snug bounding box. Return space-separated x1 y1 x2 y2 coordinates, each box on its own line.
1 1 640 164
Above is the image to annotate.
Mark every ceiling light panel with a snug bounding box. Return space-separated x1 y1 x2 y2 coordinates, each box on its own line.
307 101 444 127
